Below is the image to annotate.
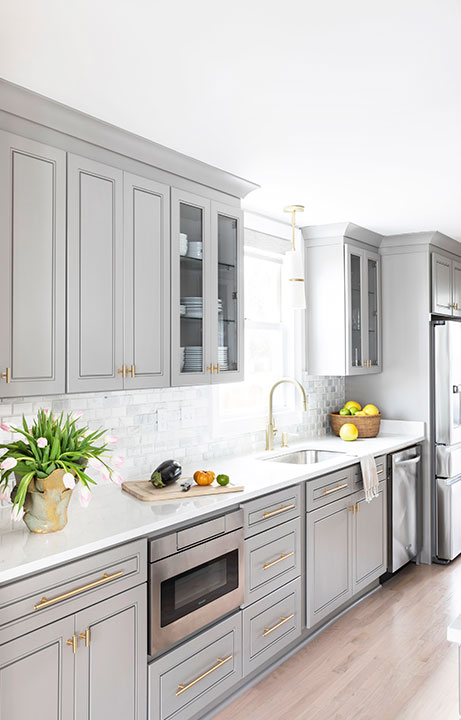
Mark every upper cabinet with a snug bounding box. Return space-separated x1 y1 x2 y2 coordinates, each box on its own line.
0 130 66 397
303 224 382 376
432 252 461 317
171 189 243 386
67 155 170 392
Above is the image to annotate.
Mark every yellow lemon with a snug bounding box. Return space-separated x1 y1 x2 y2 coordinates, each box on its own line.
363 404 379 416
339 423 359 441
344 400 361 412
355 411 366 416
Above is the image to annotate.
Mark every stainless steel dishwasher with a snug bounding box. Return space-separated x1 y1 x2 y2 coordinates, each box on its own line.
387 445 421 572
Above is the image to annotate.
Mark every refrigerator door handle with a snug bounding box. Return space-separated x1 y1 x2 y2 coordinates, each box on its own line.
394 457 421 467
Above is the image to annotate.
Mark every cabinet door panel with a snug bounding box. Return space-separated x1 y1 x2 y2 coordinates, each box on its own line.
306 497 353 627
432 252 453 315
365 250 382 373
345 245 365 374
67 154 124 392
0 130 66 397
353 483 387 591
453 260 461 318
0 617 74 720
75 584 147 720
124 173 170 388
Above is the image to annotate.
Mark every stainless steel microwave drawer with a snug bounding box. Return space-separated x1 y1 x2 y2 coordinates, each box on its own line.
306 467 353 511
0 539 147 645
148 612 242 720
244 518 301 606
352 455 386 489
242 577 302 675
242 485 301 538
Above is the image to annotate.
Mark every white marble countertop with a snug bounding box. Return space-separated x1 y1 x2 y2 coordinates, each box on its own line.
0 420 424 585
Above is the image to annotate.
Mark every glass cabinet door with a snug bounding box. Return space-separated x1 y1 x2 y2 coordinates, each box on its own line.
348 248 364 371
211 203 243 383
367 254 380 368
171 189 211 385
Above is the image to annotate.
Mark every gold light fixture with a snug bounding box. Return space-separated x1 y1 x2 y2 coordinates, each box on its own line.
284 204 306 309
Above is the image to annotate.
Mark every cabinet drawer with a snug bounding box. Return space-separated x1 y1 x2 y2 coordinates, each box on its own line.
352 455 386 489
243 578 301 675
306 467 353 511
0 539 147 644
149 613 241 720
244 518 301 606
243 485 301 538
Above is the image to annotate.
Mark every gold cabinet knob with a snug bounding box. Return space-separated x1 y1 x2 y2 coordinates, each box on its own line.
130 364 135 378
212 363 220 374
67 635 78 654
79 628 90 647
117 364 127 378
1 367 11 383
206 364 214 374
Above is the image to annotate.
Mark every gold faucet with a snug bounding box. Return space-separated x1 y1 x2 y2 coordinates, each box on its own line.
266 377 307 451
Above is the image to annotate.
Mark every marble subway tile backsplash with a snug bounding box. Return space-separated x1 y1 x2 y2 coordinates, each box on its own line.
0 375 344 488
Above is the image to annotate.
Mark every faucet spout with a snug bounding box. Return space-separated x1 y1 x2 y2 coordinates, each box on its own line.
266 377 307 451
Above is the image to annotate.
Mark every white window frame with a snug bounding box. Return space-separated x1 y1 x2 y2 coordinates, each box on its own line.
212 245 305 438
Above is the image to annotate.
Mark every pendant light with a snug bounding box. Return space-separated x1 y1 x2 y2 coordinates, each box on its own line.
284 204 306 309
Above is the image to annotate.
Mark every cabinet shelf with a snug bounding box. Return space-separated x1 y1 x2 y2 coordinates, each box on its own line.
180 255 236 270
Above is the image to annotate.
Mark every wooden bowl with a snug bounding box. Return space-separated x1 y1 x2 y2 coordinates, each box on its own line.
330 412 381 438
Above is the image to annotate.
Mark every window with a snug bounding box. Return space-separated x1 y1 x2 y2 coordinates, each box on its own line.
216 245 302 430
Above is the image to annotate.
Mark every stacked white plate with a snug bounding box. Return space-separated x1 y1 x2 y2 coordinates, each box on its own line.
183 346 203 373
181 297 203 318
186 241 202 260
218 346 229 371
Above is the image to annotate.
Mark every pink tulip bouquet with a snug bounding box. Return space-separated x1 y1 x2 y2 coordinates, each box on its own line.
0 409 123 526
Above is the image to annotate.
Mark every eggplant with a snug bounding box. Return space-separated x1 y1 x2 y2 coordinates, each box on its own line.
150 459 182 488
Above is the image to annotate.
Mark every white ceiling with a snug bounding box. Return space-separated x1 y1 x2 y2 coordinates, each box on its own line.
2 0 461 238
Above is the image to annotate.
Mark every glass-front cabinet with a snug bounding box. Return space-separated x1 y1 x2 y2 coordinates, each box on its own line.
171 189 243 385
346 245 381 374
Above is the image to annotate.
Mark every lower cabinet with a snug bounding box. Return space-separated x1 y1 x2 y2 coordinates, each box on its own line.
0 616 74 720
148 613 242 720
74 586 147 720
242 577 301 675
306 481 387 628
0 584 147 720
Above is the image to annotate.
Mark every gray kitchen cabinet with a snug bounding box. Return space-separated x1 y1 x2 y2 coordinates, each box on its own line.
123 172 170 388
431 251 461 317
306 494 354 628
75 584 147 720
352 482 387 593
303 224 382 376
0 130 66 397
67 153 124 392
0 616 74 720
171 190 244 386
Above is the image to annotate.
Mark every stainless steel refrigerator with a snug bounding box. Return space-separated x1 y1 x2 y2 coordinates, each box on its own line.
434 320 461 560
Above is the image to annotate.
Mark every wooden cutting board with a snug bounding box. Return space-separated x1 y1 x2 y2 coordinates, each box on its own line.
121 479 244 502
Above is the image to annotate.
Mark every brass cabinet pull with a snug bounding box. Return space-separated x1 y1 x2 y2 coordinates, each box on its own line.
263 613 295 637
263 503 295 519
130 364 135 378
213 363 221 374
206 364 214 374
176 655 232 696
67 635 78 654
0 367 11 383
323 482 348 496
118 364 127 379
348 505 355 514
263 551 294 570
79 628 90 647
356 501 360 513
34 571 124 610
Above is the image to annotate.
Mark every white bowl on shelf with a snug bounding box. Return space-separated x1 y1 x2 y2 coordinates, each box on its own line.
180 233 188 256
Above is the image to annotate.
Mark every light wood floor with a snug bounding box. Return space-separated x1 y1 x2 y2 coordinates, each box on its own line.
214 559 461 720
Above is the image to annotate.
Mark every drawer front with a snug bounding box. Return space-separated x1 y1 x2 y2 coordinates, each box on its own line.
149 613 242 720
243 485 301 538
243 578 301 675
0 539 147 644
244 518 301 606
306 467 353 511
352 455 386 489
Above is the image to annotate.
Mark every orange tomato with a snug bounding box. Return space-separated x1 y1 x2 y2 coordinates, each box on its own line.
193 470 215 486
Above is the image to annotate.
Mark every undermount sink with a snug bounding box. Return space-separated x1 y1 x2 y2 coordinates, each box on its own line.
263 449 346 465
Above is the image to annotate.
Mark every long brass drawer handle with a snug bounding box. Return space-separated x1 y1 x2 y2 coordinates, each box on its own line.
263 551 294 570
323 482 348 496
176 655 232 696
263 613 295 637
34 571 124 610
263 503 295 519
